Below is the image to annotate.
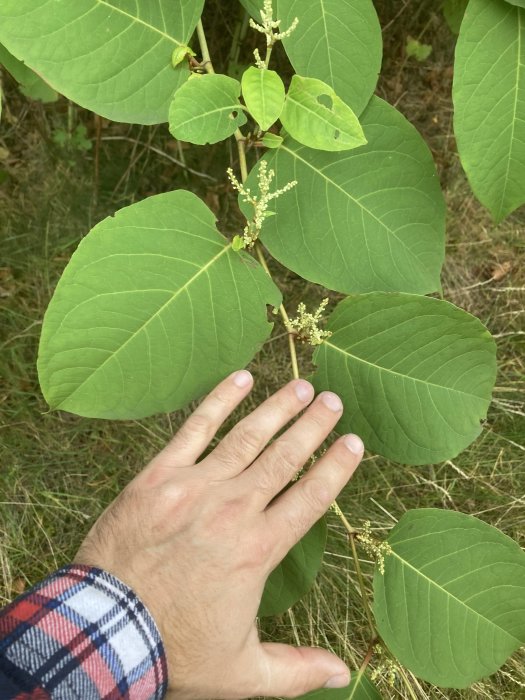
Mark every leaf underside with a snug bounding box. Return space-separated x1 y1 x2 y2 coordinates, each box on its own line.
311 293 497 465
0 0 204 124
453 0 525 221
244 97 446 295
259 516 327 617
374 509 525 687
241 66 285 132
38 191 281 419
0 42 58 102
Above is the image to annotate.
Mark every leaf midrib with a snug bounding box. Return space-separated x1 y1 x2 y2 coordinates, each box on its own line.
53 244 230 407
322 339 485 401
391 548 522 645
96 0 183 46
280 143 429 273
498 7 523 219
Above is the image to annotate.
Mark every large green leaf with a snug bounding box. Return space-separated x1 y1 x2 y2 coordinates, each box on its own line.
244 97 445 295
38 191 281 419
442 0 469 33
259 516 327 617
280 75 367 152
0 0 204 124
0 43 58 103
292 671 382 700
241 67 285 131
277 0 382 115
453 0 525 221
311 293 497 465
169 74 247 145
374 509 525 688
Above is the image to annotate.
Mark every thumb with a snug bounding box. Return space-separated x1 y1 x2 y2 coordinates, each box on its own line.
256 643 350 698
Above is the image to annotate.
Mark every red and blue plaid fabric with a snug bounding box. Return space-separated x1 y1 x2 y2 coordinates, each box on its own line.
0 565 167 699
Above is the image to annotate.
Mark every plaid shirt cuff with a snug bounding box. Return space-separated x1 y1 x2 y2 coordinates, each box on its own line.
0 564 168 699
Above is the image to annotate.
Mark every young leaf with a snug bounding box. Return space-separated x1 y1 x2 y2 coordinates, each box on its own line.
37 191 281 419
0 0 204 124
442 0 469 33
280 75 366 152
374 509 525 687
261 132 283 148
243 97 445 295
453 0 525 221
293 672 382 700
311 293 497 465
259 516 326 617
0 43 58 103
277 0 382 115
241 66 285 131
169 74 247 145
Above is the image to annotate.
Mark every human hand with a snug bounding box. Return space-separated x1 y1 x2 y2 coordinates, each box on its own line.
75 371 364 699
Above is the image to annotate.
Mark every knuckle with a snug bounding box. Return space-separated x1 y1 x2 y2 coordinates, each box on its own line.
239 534 273 569
184 412 212 436
211 386 232 408
253 441 298 497
300 477 331 513
175 414 213 451
234 424 263 455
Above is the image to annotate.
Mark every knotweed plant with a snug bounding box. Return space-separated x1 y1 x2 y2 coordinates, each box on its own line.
1 0 524 696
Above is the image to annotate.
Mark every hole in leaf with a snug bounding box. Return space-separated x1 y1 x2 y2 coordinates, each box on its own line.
317 94 333 110
229 110 238 120
334 130 340 140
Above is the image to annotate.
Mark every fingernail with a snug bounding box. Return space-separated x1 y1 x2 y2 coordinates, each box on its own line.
294 380 314 402
324 672 350 689
321 391 343 412
344 434 364 455
233 370 252 388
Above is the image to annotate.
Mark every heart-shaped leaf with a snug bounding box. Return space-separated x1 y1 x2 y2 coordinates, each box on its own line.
38 191 281 419
453 0 525 221
277 0 382 115
260 516 327 617
280 75 366 151
241 66 285 131
0 0 203 124
311 293 497 465
374 509 525 688
243 97 446 295
169 74 247 145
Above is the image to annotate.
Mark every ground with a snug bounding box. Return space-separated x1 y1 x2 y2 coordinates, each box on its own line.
1 1 524 698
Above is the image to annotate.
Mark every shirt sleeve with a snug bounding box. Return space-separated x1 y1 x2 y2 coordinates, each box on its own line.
0 565 168 700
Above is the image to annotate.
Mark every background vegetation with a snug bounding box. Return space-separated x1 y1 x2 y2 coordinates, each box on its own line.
1 1 523 697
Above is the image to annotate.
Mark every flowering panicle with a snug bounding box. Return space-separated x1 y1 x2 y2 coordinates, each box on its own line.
288 298 332 346
356 521 392 576
249 0 299 48
227 161 297 249
370 645 398 687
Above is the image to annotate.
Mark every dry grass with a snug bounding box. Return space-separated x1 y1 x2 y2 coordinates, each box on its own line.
1 1 524 697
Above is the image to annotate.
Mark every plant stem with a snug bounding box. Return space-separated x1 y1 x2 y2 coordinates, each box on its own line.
196 20 214 74
254 243 299 380
195 19 377 650
349 529 377 641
